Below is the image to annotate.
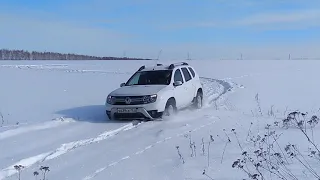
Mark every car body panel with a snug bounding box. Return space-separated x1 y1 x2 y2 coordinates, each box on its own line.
180 67 195 106
109 85 167 96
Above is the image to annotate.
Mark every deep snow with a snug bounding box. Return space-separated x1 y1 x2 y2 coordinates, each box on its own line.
1 60 320 180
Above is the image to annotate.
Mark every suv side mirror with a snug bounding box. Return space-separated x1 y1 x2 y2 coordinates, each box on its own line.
120 83 125 87
173 81 183 87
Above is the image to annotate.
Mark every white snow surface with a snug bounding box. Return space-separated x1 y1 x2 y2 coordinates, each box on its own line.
1 60 320 180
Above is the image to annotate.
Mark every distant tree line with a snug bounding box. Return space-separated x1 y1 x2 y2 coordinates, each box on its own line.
0 49 152 60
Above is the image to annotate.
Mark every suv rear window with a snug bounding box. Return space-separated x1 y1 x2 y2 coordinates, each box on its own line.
188 67 195 77
181 68 192 82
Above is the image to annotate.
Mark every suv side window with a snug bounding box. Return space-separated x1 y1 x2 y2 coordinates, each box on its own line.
174 69 184 83
188 67 195 77
181 67 192 82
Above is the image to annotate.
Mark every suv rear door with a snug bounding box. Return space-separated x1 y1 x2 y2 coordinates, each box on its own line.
187 66 198 94
181 67 195 105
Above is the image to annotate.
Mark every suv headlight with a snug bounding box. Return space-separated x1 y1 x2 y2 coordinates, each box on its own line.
106 95 115 105
142 94 157 104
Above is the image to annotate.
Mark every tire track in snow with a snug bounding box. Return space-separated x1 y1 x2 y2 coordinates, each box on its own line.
0 123 143 180
220 73 261 81
0 123 28 129
200 77 232 105
82 117 218 180
82 78 233 179
0 117 75 140
0 77 226 141
0 67 234 179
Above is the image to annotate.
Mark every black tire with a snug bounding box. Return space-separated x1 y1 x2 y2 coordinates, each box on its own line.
106 111 112 120
163 98 177 117
193 91 203 109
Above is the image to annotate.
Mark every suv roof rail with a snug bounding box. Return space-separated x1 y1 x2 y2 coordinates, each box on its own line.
168 62 188 69
138 64 162 71
138 65 145 71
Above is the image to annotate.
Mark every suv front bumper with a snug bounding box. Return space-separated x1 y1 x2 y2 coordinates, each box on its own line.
106 107 163 120
105 98 166 120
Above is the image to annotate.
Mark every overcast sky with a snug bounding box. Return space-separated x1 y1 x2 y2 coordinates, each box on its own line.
1 0 320 60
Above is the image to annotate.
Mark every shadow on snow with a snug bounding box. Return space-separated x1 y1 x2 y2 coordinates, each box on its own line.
55 105 132 124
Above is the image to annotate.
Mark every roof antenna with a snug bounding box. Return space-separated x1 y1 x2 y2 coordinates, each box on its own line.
186 52 191 61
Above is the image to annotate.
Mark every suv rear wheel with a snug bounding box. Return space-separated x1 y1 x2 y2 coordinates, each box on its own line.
193 91 203 109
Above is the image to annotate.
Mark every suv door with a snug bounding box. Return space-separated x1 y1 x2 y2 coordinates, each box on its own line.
181 67 195 105
187 66 198 95
172 68 188 108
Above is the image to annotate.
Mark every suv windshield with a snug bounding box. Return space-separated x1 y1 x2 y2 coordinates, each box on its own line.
126 70 172 86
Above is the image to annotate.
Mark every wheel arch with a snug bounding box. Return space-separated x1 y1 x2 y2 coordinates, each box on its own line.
164 97 177 111
167 97 176 106
196 87 203 97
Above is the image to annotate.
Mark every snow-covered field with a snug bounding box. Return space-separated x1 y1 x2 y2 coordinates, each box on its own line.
1 60 320 180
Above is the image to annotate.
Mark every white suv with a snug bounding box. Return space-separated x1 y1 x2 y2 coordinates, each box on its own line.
105 62 203 120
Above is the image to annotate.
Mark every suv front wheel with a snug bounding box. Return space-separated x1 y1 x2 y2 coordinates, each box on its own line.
163 98 177 117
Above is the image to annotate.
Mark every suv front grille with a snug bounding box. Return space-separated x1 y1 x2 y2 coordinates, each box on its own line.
114 112 147 119
113 96 145 105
